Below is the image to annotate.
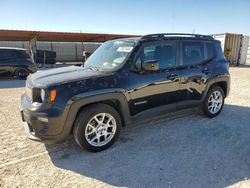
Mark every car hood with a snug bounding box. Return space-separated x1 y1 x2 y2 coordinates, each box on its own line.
28 66 110 88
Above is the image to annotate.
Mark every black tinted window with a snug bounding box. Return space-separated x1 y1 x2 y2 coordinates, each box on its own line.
13 50 30 59
142 42 176 69
205 42 215 59
182 42 204 65
215 41 227 61
0 49 13 61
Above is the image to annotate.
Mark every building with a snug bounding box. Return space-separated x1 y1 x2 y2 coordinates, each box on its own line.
213 33 249 65
0 30 138 62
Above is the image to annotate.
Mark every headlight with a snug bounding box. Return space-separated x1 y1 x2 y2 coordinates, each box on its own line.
41 89 46 102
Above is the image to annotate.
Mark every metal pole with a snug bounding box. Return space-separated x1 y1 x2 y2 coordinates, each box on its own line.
43 51 46 68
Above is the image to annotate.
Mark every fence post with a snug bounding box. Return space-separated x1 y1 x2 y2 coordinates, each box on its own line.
43 51 46 68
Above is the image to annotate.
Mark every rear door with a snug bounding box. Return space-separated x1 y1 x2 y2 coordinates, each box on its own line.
128 40 182 115
178 40 216 103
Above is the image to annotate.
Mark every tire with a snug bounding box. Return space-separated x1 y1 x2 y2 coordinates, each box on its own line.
15 68 29 80
203 86 225 118
73 104 122 152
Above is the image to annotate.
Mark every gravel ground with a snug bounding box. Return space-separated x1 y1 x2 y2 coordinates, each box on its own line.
0 66 250 188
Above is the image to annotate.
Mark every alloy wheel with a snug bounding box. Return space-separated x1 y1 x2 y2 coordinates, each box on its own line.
18 69 29 77
85 113 117 147
208 90 223 114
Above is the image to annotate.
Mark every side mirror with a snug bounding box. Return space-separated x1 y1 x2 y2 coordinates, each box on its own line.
142 60 159 72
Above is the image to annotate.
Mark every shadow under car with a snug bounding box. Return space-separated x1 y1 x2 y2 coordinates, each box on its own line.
45 104 250 188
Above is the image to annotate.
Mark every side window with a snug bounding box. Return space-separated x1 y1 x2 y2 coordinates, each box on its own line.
144 45 155 61
134 56 142 71
0 49 13 62
182 42 204 65
215 41 227 61
205 42 215 60
14 50 30 59
134 42 176 70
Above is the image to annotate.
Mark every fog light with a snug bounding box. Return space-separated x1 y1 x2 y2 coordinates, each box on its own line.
37 117 48 122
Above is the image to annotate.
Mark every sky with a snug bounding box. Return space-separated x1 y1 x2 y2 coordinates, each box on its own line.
0 0 249 36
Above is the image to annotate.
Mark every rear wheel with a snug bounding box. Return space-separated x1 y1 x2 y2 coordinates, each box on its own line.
203 86 225 118
73 104 122 152
15 68 29 80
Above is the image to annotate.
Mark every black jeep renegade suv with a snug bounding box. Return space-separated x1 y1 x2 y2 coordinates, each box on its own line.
20 33 230 152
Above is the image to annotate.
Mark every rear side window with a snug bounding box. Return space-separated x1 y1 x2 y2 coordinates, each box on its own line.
205 42 215 60
215 41 227 61
182 42 204 65
13 50 30 59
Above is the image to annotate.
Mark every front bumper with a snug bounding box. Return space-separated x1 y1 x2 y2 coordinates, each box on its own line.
20 108 59 143
20 94 71 144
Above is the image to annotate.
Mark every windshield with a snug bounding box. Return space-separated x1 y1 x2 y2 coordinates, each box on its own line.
84 39 137 71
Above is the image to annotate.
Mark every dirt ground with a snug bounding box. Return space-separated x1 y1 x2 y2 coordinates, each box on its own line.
0 66 250 188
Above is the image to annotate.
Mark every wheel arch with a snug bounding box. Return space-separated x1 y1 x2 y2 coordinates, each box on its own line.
63 92 131 135
74 99 128 127
202 76 230 101
14 66 29 74
212 81 227 96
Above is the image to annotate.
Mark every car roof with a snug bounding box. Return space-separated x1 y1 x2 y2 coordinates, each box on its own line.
140 33 214 42
114 34 214 44
0 47 27 51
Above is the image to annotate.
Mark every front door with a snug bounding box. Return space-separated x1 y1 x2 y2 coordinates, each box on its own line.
128 41 181 115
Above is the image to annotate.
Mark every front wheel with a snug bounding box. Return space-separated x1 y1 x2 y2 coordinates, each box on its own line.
73 104 122 152
203 86 225 118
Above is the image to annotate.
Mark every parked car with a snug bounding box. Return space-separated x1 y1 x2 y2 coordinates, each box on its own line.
35 50 56 65
0 47 37 79
20 33 230 152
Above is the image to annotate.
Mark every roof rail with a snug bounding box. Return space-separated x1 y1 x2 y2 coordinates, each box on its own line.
141 33 214 40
